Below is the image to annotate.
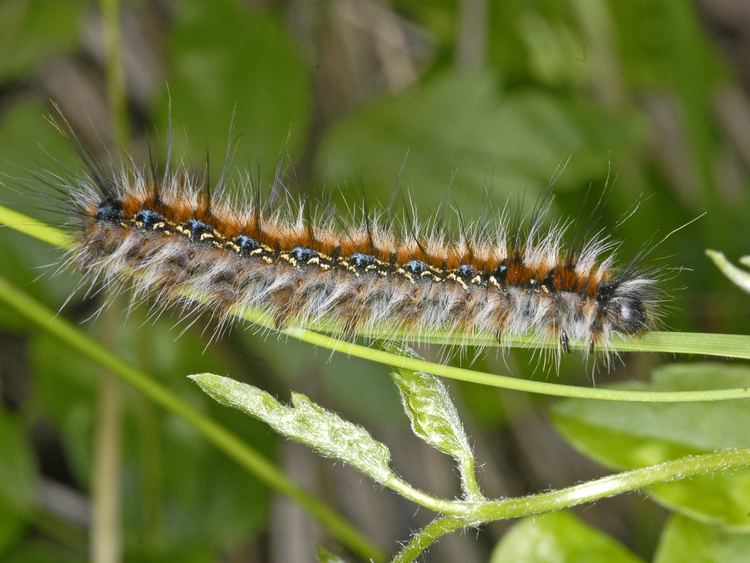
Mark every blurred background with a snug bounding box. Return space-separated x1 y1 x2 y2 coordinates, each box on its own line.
0 0 749 561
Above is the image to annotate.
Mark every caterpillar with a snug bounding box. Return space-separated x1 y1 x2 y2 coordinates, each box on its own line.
44 134 661 368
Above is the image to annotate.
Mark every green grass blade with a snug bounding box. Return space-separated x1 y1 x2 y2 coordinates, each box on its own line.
0 205 73 249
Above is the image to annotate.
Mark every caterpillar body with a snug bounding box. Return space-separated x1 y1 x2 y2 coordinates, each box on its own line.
58 149 659 363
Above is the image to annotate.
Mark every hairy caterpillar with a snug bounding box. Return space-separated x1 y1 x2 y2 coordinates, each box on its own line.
45 132 660 367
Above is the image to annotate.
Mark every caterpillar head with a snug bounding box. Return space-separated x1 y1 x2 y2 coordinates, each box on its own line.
596 278 654 335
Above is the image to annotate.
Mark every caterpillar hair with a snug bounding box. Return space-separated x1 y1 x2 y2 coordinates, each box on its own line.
36 117 663 369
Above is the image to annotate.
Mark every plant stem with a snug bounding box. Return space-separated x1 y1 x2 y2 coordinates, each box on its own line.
281 326 750 402
392 517 466 563
91 358 122 563
458 453 482 501
384 477 460 514
390 448 750 520
0 275 383 562
94 0 128 558
100 0 129 149
469 448 750 521
392 448 750 561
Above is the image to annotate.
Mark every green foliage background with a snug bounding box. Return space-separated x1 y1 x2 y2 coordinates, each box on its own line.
0 0 748 561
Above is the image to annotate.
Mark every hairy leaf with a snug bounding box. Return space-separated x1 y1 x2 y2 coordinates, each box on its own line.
387 344 481 499
190 373 395 485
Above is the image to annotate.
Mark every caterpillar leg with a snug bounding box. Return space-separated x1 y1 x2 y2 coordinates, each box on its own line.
560 330 570 354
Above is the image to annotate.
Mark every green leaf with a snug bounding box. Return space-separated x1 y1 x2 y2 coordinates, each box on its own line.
387 344 481 499
0 406 38 552
490 511 642 563
154 0 311 182
190 373 396 485
706 250 750 294
391 364 472 465
315 544 348 563
655 515 750 563
552 363 750 530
